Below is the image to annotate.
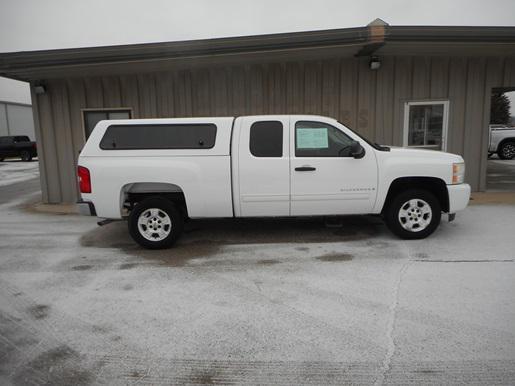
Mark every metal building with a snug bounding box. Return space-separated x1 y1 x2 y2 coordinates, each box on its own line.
1 20 515 203
0 100 35 139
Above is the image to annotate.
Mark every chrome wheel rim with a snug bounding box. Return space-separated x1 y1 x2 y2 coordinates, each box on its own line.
137 208 172 241
398 199 432 232
501 143 515 159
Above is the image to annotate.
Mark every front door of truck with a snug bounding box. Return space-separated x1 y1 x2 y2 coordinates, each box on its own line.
290 117 378 216
235 116 290 217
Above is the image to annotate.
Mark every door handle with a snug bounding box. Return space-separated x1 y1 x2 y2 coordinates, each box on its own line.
295 166 316 171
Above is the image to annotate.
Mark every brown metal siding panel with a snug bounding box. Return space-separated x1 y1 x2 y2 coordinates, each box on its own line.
192 68 211 116
249 64 265 114
447 57 467 156
303 61 322 115
137 74 157 118
120 75 140 118
463 58 487 191
412 56 431 99
338 59 358 129
267 63 286 114
357 57 377 140
29 85 49 203
374 56 395 145
50 80 77 203
502 57 515 86
392 57 413 146
84 77 104 108
229 66 247 115
430 57 450 99
66 78 87 153
286 62 304 115
102 76 122 107
37 84 62 203
155 72 173 117
173 70 190 117
321 59 340 119
210 68 229 116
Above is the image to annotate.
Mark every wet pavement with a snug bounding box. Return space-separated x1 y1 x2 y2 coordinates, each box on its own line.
487 156 515 192
0 178 515 385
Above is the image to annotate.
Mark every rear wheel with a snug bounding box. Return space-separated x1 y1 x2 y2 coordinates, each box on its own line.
20 150 32 162
128 197 184 249
385 189 441 239
498 141 515 160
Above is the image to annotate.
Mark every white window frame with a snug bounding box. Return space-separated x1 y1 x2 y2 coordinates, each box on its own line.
81 107 133 142
403 100 449 151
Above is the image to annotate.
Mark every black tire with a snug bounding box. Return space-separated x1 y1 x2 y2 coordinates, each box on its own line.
128 196 184 249
20 150 32 162
0 158 4 162
498 141 515 160
384 189 441 240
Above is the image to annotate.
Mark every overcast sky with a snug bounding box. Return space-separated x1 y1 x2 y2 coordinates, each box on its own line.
1 0 515 104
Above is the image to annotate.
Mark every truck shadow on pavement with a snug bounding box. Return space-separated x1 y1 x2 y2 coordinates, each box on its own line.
80 216 386 267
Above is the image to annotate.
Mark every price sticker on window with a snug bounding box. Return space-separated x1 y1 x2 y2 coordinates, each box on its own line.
296 128 329 149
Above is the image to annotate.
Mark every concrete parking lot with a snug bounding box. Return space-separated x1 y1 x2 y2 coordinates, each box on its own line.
487 156 515 191
0 167 514 384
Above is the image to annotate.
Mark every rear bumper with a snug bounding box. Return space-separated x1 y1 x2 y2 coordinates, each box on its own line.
76 200 96 216
447 183 471 213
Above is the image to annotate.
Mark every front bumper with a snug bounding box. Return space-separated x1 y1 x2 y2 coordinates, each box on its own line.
447 183 471 213
76 200 96 216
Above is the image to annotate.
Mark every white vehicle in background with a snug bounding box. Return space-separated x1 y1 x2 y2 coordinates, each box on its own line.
488 124 515 159
77 115 470 249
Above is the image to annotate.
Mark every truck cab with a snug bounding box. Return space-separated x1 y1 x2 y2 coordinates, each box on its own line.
77 115 470 249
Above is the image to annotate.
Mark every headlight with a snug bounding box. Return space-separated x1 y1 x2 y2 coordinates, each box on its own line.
452 162 465 184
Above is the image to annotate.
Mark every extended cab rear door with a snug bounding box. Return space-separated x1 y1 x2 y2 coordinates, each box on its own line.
233 116 290 217
289 116 378 215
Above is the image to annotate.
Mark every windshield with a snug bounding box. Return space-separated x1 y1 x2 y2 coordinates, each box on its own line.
337 121 390 151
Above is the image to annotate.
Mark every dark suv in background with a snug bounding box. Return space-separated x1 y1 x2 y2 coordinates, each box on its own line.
0 136 38 161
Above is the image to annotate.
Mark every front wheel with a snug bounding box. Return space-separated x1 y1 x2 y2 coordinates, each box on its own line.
128 197 184 249
385 189 441 239
498 141 515 160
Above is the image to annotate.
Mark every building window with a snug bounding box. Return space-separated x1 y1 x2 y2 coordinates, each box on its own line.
295 121 354 157
83 109 131 139
403 101 449 151
99 123 217 150
249 121 283 157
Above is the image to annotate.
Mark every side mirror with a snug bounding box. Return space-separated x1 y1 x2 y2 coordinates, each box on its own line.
350 140 365 159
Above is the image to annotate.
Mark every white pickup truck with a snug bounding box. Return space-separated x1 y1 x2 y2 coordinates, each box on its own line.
77 115 470 249
488 124 515 159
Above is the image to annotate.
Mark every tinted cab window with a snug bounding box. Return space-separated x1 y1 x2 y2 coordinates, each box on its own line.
249 121 283 157
100 124 217 150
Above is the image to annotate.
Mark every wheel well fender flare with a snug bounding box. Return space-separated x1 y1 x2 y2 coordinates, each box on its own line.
119 182 188 217
381 177 449 213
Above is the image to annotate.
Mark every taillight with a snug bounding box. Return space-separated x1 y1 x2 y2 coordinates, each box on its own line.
78 166 91 193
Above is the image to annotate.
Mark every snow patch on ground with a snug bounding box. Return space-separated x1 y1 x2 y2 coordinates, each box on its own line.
0 161 40 186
